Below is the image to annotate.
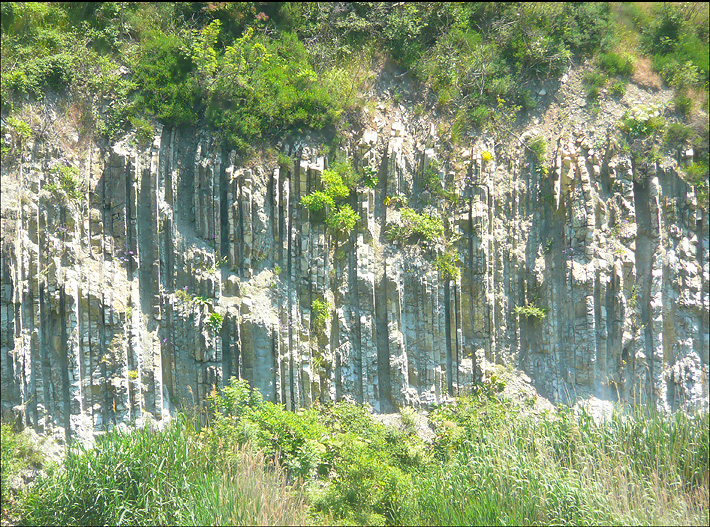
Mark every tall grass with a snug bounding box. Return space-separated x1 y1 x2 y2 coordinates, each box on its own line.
13 382 710 526
410 401 709 526
20 415 308 526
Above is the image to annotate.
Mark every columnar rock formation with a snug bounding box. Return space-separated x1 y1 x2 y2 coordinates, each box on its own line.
2 90 708 443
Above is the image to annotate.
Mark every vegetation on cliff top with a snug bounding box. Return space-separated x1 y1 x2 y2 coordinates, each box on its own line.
5 378 708 526
2 3 706 148
1 3 707 204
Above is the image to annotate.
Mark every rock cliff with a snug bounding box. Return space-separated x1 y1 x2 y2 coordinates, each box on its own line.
2 66 708 443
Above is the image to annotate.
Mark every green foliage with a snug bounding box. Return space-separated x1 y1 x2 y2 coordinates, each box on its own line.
47 165 83 201
21 415 308 526
130 30 198 127
619 105 666 138
277 153 294 174
665 123 693 149
301 190 334 214
422 161 444 198
6 117 32 140
686 162 709 212
1 423 45 513
391 207 445 245
435 251 460 280
15 376 710 527
674 92 693 117
208 312 223 332
583 70 606 99
302 164 361 236
527 135 547 165
326 205 359 235
639 3 709 90
193 295 212 306
514 303 548 320
610 80 627 97
174 289 192 303
320 168 350 200
200 28 337 154
361 166 378 189
311 299 330 330
330 159 359 190
597 51 636 77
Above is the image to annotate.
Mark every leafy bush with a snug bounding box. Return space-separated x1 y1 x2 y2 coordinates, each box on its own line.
301 190 334 213
48 165 83 201
361 166 378 189
320 168 350 200
686 162 709 211
130 30 199 127
208 312 223 332
674 92 693 117
393 208 445 245
278 153 294 174
514 303 548 320
435 251 460 280
326 205 359 235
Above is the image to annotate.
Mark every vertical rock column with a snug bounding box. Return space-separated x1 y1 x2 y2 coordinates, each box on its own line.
356 188 378 410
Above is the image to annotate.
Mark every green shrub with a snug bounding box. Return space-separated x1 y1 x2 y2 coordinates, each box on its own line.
208 312 223 332
361 166 378 189
619 105 666 137
278 153 294 174
527 135 547 165
326 205 359 235
301 190 334 213
435 251 460 280
131 30 199 127
665 123 693 149
686 162 709 211
674 92 693 117
6 117 33 140
394 207 445 244
320 169 350 200
610 80 627 97
129 115 154 146
48 165 83 201
174 289 191 303
514 303 547 320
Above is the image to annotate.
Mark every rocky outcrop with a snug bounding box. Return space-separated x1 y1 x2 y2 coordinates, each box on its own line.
2 70 708 443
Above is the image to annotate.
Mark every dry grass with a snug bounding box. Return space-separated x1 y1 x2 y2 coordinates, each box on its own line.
631 56 663 91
